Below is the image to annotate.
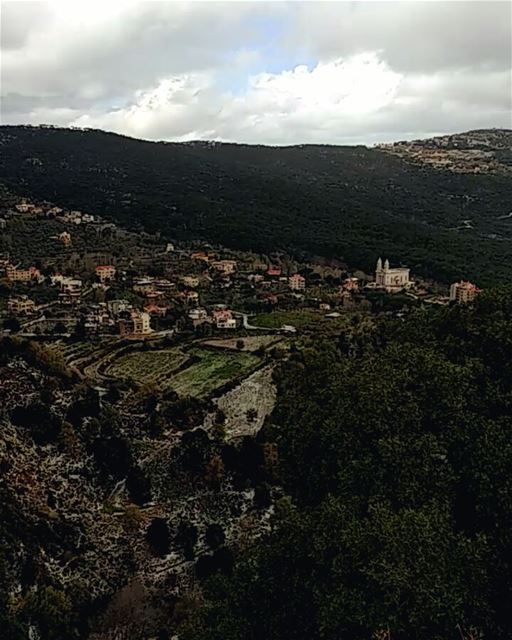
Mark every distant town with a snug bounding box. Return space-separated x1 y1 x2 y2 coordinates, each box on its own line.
0 197 481 345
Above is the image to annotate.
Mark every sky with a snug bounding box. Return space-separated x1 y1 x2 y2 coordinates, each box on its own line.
0 0 511 145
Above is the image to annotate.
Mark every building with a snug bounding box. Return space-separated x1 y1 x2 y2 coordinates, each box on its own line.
288 273 306 291
212 308 237 329
15 202 34 214
267 266 282 278
191 251 210 263
144 303 168 317
133 277 155 295
8 295 36 315
119 310 152 336
184 290 199 304
59 278 82 305
95 265 116 283
211 260 237 275
6 265 41 282
375 258 411 292
450 280 480 304
58 231 72 246
189 307 210 327
182 275 200 288
342 277 359 292
107 299 131 316
84 304 113 334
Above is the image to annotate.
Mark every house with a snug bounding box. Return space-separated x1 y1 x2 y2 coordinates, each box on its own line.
212 308 237 329
212 260 237 275
84 304 113 334
189 307 210 326
267 266 282 278
107 299 131 316
375 258 411 292
15 202 34 214
182 275 200 288
342 277 359 292
191 251 210 263
183 290 199 304
96 265 116 283
119 310 152 337
153 278 175 292
133 277 155 295
58 231 72 246
288 274 306 291
6 265 41 282
47 206 63 217
144 303 168 317
319 302 331 311
59 278 82 305
8 295 36 315
450 280 481 304
0 218 6 230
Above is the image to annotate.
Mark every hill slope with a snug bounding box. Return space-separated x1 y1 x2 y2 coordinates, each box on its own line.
0 125 511 285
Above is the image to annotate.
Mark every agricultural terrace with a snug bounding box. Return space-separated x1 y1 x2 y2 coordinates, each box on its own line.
105 347 188 389
169 348 261 398
48 340 113 366
201 335 282 352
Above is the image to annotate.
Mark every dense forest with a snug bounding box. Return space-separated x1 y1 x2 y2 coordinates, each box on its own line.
1 125 511 286
184 288 512 640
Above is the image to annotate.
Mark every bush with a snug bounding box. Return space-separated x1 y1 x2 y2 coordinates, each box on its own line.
205 524 225 550
146 518 170 557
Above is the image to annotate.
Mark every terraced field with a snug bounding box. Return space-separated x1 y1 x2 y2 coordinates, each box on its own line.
105 348 189 388
49 340 108 365
169 348 260 398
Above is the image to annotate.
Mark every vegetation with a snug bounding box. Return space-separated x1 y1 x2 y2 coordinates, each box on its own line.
250 309 326 329
105 347 189 388
169 348 260 398
184 287 512 640
1 125 511 286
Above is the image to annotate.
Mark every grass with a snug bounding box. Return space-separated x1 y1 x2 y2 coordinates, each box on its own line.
105 348 189 388
169 348 260 398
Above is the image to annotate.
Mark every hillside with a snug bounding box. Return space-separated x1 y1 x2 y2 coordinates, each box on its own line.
0 125 511 286
377 129 512 175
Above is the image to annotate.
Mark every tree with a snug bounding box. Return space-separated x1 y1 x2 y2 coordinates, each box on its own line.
3 316 20 333
10 402 62 445
175 521 198 560
205 524 225 550
146 518 170 557
126 467 152 506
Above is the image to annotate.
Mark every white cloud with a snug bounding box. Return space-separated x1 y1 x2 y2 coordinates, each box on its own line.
1 1 510 144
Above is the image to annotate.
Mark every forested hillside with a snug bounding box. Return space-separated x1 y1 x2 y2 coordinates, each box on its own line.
0 125 511 286
185 288 512 640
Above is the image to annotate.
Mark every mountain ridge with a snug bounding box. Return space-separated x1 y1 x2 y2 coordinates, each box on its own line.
0 125 511 286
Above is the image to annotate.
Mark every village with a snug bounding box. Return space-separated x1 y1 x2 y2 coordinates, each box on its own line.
0 195 481 394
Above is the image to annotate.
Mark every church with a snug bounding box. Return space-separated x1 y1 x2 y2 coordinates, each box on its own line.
375 258 411 292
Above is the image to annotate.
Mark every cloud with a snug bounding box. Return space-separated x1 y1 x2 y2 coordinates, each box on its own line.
1 1 510 144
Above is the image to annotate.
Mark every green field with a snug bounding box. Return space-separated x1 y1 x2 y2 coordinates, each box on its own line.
169 348 260 398
105 348 189 387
